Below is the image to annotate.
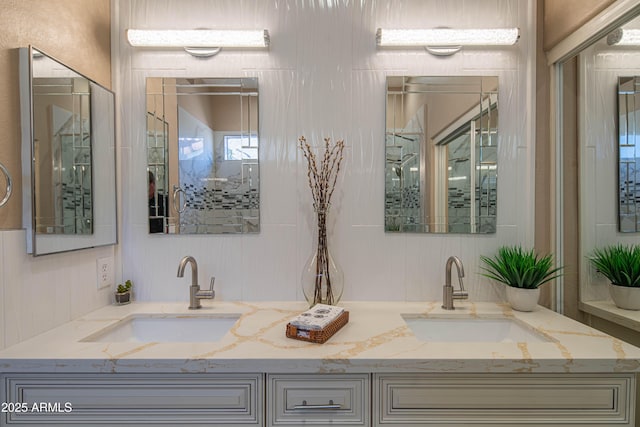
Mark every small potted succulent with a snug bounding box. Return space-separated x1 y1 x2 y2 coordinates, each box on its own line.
589 244 640 310
480 246 563 311
115 280 133 305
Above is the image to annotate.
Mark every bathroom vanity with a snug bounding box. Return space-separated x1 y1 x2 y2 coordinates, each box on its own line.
1 301 639 426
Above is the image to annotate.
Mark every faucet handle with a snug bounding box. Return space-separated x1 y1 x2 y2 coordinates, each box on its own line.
196 277 215 299
453 290 469 300
454 274 467 300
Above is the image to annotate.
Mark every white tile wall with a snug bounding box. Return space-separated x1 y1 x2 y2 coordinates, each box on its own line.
116 0 536 304
0 230 114 350
0 0 536 350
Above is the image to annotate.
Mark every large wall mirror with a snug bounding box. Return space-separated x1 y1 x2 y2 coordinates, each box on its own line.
146 77 259 234
385 76 498 233
19 47 117 256
550 0 640 324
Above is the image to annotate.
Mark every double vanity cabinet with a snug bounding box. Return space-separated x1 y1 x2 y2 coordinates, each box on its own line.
3 372 634 426
1 301 640 426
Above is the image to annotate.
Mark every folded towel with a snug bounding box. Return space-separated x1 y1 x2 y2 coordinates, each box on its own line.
288 304 345 331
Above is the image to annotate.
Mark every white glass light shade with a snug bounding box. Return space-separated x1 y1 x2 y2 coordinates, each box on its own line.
126 29 270 48
376 28 520 47
607 28 640 45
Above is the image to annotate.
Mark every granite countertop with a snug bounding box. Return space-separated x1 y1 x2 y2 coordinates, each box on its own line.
1 301 639 374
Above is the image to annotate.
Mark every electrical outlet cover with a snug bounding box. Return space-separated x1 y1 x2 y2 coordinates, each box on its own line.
97 256 114 289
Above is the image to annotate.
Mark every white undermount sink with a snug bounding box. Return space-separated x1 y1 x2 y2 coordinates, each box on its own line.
402 315 552 343
81 314 240 343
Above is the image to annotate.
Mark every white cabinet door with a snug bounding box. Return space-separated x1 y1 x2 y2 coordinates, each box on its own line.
267 373 370 426
1 373 263 426
374 373 635 426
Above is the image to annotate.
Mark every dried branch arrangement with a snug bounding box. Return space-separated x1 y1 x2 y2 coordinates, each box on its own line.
299 136 345 305
299 136 345 213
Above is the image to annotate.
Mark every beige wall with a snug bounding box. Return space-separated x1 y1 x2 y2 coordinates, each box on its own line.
0 0 111 229
543 0 615 51
560 57 581 320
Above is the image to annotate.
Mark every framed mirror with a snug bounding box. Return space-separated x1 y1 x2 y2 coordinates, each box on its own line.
146 77 259 234
19 46 117 256
385 76 498 233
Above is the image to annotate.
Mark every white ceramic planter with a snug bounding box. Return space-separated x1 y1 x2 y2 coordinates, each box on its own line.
609 284 640 310
506 286 540 312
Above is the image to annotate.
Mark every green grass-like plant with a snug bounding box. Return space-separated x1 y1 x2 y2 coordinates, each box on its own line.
589 244 640 288
480 246 563 289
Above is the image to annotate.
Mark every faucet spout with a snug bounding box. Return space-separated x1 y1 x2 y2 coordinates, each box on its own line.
177 256 214 309
443 256 468 310
177 256 198 287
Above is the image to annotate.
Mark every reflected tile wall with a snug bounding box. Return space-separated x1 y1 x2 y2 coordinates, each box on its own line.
118 0 535 304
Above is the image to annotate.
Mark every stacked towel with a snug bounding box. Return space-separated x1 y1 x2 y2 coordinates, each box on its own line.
288 304 345 331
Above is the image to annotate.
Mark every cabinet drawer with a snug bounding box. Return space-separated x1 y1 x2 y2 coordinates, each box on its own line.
267 374 369 426
374 373 635 426
1 373 263 426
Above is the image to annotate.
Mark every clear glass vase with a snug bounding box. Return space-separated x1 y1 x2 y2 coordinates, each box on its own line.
301 211 343 307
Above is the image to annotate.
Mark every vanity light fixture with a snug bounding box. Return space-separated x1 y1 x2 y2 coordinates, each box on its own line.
126 29 270 57
607 28 640 45
376 28 520 56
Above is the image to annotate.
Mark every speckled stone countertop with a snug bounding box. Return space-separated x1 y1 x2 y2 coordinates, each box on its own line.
1 301 639 374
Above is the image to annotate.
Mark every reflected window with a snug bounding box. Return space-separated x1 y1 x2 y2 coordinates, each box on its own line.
224 134 258 160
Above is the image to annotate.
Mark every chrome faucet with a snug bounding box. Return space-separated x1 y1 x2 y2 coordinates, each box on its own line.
177 256 215 309
442 256 468 310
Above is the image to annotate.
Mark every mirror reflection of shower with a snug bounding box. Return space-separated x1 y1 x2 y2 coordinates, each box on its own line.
20 47 118 256
33 73 93 235
146 77 260 235
385 76 498 234
435 93 498 233
385 133 423 231
618 76 640 232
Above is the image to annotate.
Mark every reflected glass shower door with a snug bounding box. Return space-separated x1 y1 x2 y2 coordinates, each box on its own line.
447 134 472 233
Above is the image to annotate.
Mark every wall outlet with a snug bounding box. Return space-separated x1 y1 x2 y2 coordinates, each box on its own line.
97 256 114 290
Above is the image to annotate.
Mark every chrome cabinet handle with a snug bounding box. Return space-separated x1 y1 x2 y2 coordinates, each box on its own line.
293 400 341 410
0 162 12 207
172 185 187 213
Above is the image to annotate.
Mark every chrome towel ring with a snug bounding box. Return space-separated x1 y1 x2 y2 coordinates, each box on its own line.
0 162 12 207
